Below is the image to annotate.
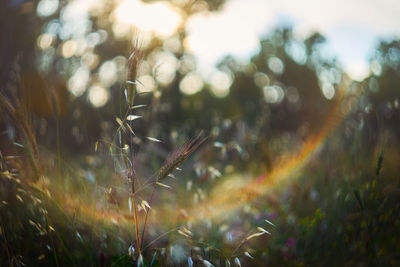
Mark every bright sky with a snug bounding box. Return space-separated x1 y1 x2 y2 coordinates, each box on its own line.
38 0 400 88
185 0 400 81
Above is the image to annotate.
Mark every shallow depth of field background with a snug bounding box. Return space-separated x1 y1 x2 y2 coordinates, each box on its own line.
1 0 400 266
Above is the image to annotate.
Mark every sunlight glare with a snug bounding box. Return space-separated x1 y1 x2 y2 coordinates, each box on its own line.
114 0 181 39
346 61 370 81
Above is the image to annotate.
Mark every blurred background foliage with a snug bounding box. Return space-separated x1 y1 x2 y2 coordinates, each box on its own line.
0 0 399 266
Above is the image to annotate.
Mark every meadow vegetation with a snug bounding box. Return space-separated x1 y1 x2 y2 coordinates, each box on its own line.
1 0 400 266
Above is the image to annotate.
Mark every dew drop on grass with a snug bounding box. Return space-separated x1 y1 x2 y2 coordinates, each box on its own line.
213 141 224 148
146 136 162 143
131 104 146 109
234 257 241 267
246 232 265 240
257 227 271 234
13 142 24 148
76 232 83 241
156 182 171 189
202 259 214 267
127 115 141 121
264 219 275 227
244 251 254 259
16 194 23 203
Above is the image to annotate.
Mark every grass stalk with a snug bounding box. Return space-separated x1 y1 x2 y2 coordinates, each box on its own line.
128 152 141 255
140 186 155 250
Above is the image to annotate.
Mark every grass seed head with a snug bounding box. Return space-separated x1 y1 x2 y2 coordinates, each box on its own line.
127 38 143 107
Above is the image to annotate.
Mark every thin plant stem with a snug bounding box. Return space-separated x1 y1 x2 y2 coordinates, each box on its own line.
128 163 141 255
128 105 141 255
130 188 141 255
143 227 180 250
56 115 62 191
140 186 156 250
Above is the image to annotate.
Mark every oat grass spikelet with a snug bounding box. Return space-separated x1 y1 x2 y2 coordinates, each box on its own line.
156 131 207 183
126 39 143 107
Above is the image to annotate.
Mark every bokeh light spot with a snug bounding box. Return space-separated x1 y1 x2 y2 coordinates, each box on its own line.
267 57 285 75
263 85 285 103
137 75 156 93
253 72 270 88
370 60 382 76
322 83 335 100
61 40 77 58
154 51 178 86
285 41 307 65
67 66 90 97
88 84 109 107
210 70 232 98
179 72 204 95
286 86 300 103
81 52 99 70
99 60 117 87
37 33 54 50
37 0 59 17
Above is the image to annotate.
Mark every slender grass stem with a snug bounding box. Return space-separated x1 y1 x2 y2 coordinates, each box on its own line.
127 103 142 256
56 115 62 192
143 227 180 250
129 169 141 255
140 186 156 250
